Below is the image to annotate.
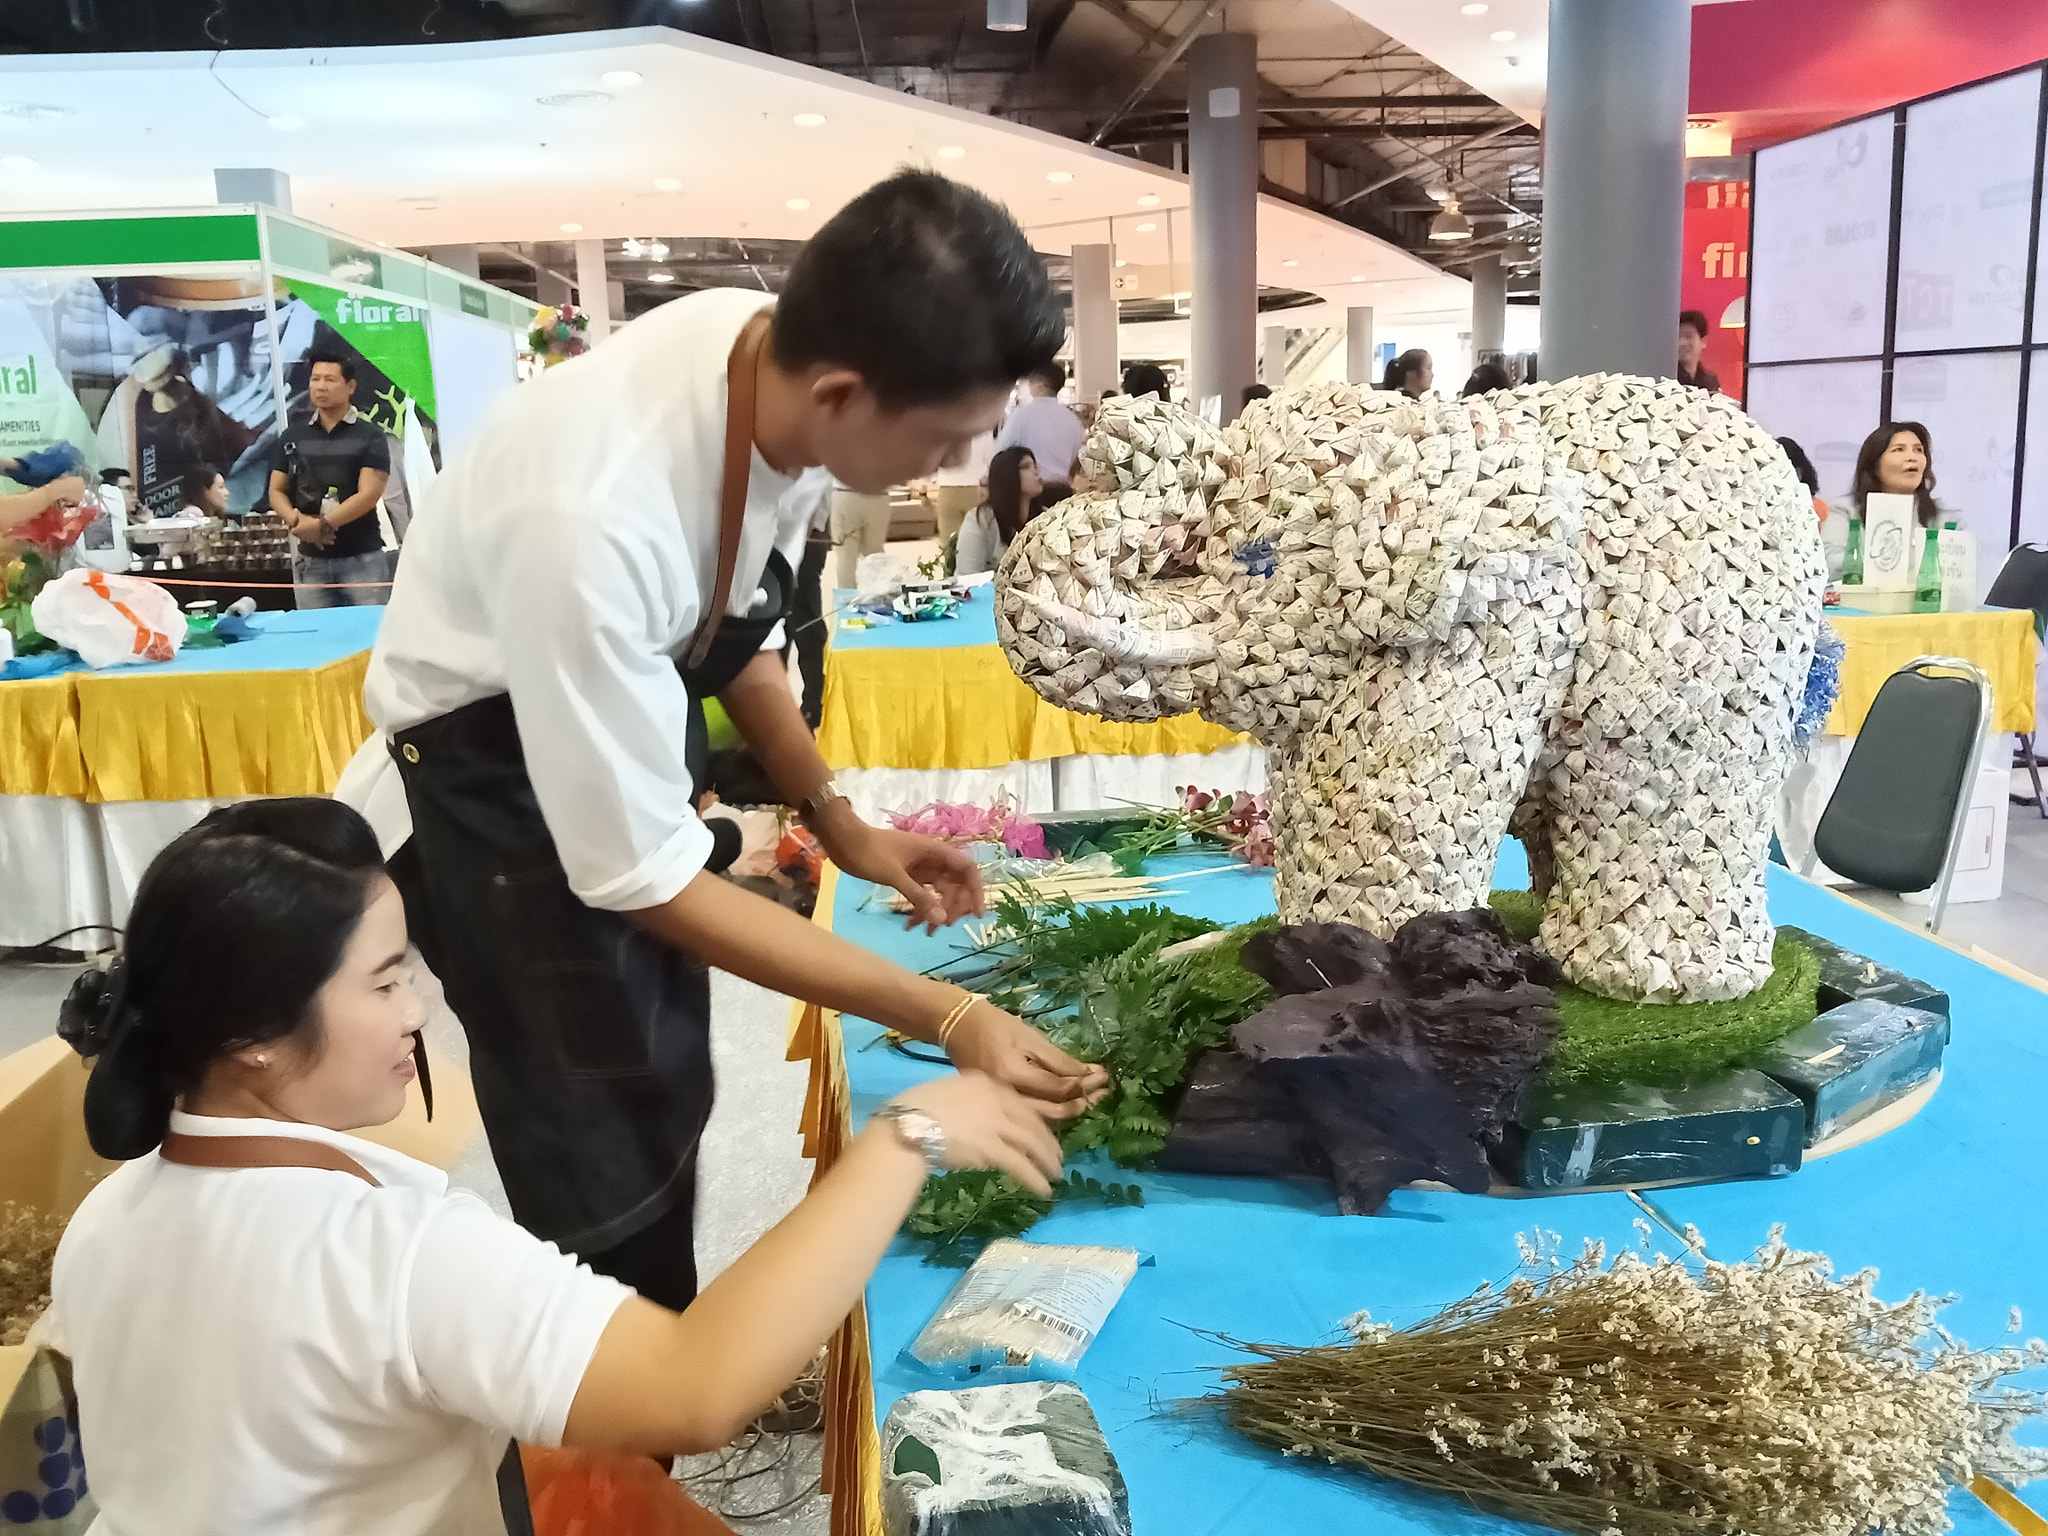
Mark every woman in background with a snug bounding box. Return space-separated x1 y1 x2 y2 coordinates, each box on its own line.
43 798 1059 1534
1846 422 1942 527
1382 349 1433 399
178 464 231 521
1460 362 1513 397
955 446 1040 577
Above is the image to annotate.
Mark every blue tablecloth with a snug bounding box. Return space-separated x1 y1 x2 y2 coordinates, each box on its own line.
833 846 2047 1532
828 588 998 652
1 606 383 683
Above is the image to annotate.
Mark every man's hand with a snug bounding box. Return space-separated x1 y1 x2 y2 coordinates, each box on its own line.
947 1001 1110 1121
822 821 985 932
292 512 335 547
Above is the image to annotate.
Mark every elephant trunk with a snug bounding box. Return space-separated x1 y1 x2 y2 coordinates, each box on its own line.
1015 591 1217 667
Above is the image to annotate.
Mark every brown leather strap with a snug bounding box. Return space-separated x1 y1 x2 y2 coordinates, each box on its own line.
686 310 774 672
160 1131 381 1187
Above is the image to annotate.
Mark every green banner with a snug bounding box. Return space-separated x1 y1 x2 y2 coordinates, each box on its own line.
283 276 436 420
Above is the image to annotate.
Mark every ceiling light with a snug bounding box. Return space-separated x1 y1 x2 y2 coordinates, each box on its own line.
1429 198 1473 241
267 113 304 131
936 145 967 159
1046 170 1073 184
793 112 827 127
0 103 70 121
1136 193 1162 208
1282 259 1299 268
786 198 811 210
1461 2 1488 11
1491 29 1516 41
1425 185 1450 201
987 0 1028 31
654 177 683 192
1115 259 1129 268
560 221 584 233
0 155 38 173
647 270 676 284
537 91 612 108
1350 275 1366 283
1135 221 1157 233
600 70 643 90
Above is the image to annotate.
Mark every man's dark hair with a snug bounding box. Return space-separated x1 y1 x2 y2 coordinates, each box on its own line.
1120 362 1170 401
1776 436 1820 496
1241 383 1272 409
307 348 357 385
1461 363 1513 397
1030 360 1067 394
773 169 1063 410
1679 309 1711 340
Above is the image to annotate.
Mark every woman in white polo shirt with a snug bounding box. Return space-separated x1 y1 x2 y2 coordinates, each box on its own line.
42 799 1059 1535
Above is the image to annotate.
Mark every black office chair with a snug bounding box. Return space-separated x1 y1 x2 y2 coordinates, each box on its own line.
1804 656 1991 933
1984 542 2048 819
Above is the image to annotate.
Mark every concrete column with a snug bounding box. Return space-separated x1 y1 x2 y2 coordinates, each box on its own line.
1345 307 1375 385
214 168 291 211
1262 325 1288 388
1187 32 1259 422
1470 256 1507 360
428 244 481 279
1539 0 1690 380
574 238 613 342
1070 243 1119 400
537 270 572 308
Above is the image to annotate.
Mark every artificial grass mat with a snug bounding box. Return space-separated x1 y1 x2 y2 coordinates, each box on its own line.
1487 890 1822 1087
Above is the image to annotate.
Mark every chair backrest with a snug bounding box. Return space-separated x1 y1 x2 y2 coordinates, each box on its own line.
1984 542 2048 620
1813 657 1988 895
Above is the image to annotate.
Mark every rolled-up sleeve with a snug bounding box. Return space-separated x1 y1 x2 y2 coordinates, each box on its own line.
488 518 715 911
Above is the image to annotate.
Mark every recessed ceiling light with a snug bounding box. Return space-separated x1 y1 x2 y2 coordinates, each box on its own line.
1491 29 1516 41
1282 258 1299 268
1350 274 1366 283
1373 281 1387 288
786 198 811 210
647 270 676 284
1115 259 1129 268
537 90 612 108
0 155 38 173
0 103 70 121
1460 2 1488 12
793 112 828 127
1046 170 1073 184
936 145 967 159
1135 193 1162 208
560 221 584 233
654 177 682 192
267 113 304 131
600 70 643 89
1135 221 1157 233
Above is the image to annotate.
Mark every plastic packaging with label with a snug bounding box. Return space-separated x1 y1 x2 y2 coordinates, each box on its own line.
904 1240 1142 1383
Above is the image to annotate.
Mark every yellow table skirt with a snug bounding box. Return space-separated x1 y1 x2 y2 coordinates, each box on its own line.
816 640 1247 772
1827 608 2037 737
0 651 373 802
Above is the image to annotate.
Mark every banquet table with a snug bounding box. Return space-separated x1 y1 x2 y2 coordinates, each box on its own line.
789 845 2048 1536
0 607 380 947
815 590 1266 821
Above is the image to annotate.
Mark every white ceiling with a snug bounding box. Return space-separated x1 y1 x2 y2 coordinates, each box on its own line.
0 25 1470 322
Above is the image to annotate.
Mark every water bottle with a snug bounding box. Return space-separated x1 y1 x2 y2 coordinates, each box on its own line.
1842 518 1864 586
1912 524 1942 612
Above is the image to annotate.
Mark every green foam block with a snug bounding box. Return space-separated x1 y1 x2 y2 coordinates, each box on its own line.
1744 998 1949 1146
1775 925 1949 1019
1504 1068 1807 1191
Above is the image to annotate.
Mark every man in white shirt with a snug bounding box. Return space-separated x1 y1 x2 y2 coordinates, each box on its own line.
994 360 1084 497
341 172 1104 1310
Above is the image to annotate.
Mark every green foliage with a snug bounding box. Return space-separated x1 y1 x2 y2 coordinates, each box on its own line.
904 1166 1147 1267
1487 891 1823 1086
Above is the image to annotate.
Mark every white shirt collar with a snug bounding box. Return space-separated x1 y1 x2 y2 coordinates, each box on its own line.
166 1108 446 1194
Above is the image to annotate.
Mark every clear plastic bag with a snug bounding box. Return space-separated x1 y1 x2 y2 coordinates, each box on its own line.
904 1240 1142 1383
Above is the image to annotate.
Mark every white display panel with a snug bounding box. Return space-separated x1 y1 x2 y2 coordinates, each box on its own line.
2020 354 2048 546
1743 360 1885 501
425 309 520 463
1891 349 2022 556
1897 68 2042 354
1751 116 1896 364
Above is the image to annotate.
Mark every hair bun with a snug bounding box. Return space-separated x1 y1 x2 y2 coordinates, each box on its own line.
57 958 128 1059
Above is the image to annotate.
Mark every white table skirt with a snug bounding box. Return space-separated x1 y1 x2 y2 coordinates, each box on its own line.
0 795 228 949
837 745 1268 823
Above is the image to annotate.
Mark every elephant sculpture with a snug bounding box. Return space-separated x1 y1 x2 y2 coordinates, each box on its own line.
994 376 1826 1004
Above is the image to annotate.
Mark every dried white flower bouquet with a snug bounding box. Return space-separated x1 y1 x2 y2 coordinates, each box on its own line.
1213 1227 2046 1535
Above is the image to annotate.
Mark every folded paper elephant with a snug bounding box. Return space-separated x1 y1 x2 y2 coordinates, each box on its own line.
994 376 1826 1003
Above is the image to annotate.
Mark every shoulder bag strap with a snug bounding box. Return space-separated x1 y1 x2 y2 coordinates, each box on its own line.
159 1131 381 1187
685 310 774 672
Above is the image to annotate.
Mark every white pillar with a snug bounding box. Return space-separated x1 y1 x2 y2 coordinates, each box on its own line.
1071 243 1119 401
574 238 613 342
1188 33 1259 421
1471 256 1507 359
1262 325 1289 388
1345 306 1375 385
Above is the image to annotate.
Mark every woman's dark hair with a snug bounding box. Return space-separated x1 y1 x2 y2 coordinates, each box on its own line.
772 169 1064 411
1849 421 1939 526
1776 436 1820 496
1240 383 1273 412
57 799 388 1161
177 464 222 508
986 447 1038 546
1120 363 1170 401
1382 349 1431 394
1461 363 1513 397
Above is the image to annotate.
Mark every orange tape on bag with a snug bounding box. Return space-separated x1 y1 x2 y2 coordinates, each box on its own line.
85 572 176 662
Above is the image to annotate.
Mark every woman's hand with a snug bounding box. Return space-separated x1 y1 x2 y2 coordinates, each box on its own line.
947 1000 1109 1121
824 821 985 932
876 1071 1065 1196
46 474 86 507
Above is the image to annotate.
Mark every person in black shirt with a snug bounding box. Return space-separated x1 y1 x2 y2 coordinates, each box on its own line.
270 350 393 609
1677 310 1722 394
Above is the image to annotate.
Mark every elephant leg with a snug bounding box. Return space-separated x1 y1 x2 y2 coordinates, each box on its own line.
1271 626 1553 934
1508 759 1559 900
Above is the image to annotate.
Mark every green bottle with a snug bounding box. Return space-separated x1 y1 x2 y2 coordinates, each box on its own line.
1842 518 1864 586
1912 524 1943 612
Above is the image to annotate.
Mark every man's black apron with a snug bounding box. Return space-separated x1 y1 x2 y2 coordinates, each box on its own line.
385 313 782 1302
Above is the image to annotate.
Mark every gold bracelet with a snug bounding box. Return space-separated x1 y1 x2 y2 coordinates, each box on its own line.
936 993 979 1051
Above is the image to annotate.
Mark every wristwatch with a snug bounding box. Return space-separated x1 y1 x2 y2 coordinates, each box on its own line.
874 1103 947 1173
799 776 848 823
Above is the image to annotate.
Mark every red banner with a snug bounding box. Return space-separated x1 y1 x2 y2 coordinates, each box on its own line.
1681 179 1750 402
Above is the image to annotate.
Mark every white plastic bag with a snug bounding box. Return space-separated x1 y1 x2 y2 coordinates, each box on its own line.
30 569 186 668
